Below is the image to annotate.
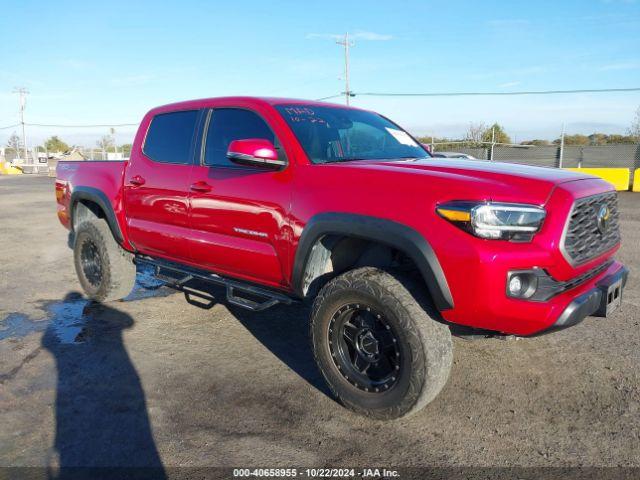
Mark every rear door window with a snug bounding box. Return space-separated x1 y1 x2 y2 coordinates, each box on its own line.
143 110 199 164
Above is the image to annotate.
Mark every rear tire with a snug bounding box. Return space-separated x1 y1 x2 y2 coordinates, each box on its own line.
310 267 452 420
73 218 136 302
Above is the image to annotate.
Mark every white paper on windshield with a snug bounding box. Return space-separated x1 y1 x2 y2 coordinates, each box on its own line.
385 127 418 146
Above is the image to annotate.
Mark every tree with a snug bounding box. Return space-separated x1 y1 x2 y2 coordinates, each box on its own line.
588 133 609 145
607 134 637 144
120 143 133 156
6 132 21 154
554 134 589 146
629 106 640 139
481 123 511 144
464 122 487 144
97 135 114 152
520 139 550 146
44 136 70 153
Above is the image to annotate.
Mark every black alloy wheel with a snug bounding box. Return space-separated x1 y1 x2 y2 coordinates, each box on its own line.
328 303 402 393
80 238 103 287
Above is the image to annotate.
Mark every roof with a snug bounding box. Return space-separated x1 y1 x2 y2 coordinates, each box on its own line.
150 96 367 115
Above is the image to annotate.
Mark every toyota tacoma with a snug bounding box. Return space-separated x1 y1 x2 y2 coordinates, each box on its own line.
55 97 628 419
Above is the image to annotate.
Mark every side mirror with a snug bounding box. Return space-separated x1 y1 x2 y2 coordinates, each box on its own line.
226 139 285 169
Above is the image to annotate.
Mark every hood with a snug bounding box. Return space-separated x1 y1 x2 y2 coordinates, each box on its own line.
382 158 587 183
331 158 601 206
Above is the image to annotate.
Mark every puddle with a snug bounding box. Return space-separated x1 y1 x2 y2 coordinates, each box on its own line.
0 264 175 344
122 263 174 302
0 292 88 343
48 293 94 343
0 313 48 340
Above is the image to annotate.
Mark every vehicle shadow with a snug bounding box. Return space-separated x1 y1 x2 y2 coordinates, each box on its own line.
192 281 333 399
41 292 165 480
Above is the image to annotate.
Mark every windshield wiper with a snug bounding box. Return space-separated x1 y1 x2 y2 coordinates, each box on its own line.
322 158 368 163
321 156 428 163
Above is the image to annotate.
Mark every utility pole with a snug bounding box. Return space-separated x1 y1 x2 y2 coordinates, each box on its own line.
490 126 496 161
110 127 117 158
13 87 29 163
558 123 565 168
336 33 355 105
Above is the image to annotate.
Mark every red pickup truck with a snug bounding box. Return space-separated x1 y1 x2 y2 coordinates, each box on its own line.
56 97 628 419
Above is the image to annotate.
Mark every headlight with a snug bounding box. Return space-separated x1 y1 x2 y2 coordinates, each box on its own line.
436 201 546 241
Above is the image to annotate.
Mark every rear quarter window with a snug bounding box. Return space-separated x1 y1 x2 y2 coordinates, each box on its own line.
143 110 199 164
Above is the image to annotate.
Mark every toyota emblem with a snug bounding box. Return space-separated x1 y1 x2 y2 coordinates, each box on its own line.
596 204 610 234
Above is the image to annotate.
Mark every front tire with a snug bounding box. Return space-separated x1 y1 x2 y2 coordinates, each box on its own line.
73 218 136 302
310 267 452 420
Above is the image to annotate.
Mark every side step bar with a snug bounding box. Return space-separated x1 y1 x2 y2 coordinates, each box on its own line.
135 255 294 312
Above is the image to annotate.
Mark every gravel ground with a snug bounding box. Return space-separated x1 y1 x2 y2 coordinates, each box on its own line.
0 175 638 475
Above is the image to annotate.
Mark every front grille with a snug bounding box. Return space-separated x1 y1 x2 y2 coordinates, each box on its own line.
561 259 613 292
561 191 621 265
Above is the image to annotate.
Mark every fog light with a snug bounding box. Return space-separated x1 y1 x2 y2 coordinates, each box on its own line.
506 271 539 299
509 275 523 295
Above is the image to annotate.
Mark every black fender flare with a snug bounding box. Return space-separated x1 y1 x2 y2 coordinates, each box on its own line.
292 213 454 311
70 186 124 244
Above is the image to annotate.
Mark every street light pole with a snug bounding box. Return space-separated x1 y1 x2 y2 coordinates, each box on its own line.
336 33 355 105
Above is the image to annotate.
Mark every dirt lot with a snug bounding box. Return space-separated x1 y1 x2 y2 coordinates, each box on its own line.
1 175 639 474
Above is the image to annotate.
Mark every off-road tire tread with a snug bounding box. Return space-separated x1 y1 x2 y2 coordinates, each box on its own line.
310 267 452 420
73 218 135 302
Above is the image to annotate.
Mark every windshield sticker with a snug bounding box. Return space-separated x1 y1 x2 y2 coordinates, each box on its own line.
385 127 418 146
282 107 327 124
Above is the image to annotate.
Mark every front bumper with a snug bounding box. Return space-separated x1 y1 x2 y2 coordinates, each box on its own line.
435 181 626 336
547 265 629 333
441 259 628 336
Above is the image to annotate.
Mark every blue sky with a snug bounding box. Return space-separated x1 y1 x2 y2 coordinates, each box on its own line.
1 0 639 145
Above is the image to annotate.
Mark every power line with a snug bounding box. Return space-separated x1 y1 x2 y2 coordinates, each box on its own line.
316 87 640 102
6 86 639 130
315 94 343 101
353 87 640 97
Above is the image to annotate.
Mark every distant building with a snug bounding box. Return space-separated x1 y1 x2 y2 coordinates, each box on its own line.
107 152 125 161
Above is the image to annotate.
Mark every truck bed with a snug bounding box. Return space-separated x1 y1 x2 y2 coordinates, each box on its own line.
55 160 128 231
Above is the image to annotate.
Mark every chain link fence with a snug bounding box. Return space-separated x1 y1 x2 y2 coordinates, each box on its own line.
430 142 640 171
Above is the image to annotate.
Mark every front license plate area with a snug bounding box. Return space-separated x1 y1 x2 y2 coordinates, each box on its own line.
599 278 622 316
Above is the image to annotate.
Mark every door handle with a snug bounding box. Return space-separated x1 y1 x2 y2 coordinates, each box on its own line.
130 175 146 186
190 181 212 193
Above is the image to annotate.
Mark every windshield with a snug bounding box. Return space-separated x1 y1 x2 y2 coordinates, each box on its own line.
275 104 430 164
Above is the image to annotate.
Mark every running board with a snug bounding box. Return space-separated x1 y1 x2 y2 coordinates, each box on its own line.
135 255 294 312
